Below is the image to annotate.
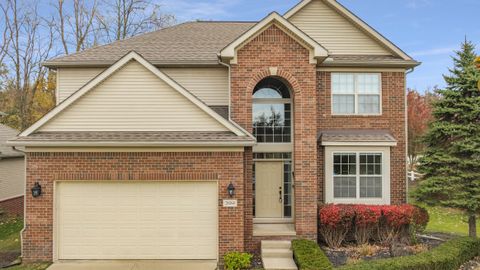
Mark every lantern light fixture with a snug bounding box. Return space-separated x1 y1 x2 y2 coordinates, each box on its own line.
227 182 235 197
31 182 42 198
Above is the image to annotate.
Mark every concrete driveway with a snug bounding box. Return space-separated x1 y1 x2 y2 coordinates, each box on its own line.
47 260 218 270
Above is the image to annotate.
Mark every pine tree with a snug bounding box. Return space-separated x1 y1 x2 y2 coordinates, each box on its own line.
413 40 480 237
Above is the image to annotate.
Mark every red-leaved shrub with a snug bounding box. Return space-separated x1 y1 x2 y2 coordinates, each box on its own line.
318 204 429 247
319 204 354 248
353 205 381 244
377 205 415 243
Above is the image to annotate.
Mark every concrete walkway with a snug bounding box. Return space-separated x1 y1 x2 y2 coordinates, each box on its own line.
47 260 217 270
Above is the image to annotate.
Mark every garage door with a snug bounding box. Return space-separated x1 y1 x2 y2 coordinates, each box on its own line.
56 181 218 260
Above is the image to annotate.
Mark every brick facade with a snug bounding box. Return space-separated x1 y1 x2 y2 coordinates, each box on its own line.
230 24 318 250
317 71 407 204
23 152 244 262
0 195 24 217
21 22 408 264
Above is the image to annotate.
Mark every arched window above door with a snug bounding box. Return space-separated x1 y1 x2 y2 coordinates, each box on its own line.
252 77 292 143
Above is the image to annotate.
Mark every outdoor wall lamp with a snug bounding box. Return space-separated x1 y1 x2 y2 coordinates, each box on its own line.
227 182 235 197
31 182 42 198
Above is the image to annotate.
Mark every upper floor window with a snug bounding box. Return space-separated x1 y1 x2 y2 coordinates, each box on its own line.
252 77 292 143
331 73 381 115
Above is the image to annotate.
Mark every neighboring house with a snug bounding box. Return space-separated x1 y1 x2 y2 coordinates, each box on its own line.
8 0 419 264
0 124 24 216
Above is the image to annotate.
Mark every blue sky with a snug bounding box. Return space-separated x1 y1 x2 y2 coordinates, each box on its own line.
161 0 480 92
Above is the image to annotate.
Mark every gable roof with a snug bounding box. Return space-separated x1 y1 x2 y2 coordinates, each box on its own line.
0 124 23 158
284 0 414 61
44 22 255 68
220 12 328 64
20 51 254 141
42 2 418 69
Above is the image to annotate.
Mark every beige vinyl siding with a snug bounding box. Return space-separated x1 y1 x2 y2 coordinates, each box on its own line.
57 68 104 103
0 158 25 201
41 60 228 132
161 68 229 106
289 0 391 55
57 67 229 105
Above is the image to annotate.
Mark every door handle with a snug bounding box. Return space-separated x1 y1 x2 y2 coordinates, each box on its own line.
279 186 282 203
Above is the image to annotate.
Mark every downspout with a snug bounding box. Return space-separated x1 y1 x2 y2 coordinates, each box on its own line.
217 53 232 120
404 67 415 203
10 145 26 261
216 54 255 140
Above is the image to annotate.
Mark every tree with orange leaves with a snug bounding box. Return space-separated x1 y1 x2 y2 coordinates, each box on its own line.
407 89 433 170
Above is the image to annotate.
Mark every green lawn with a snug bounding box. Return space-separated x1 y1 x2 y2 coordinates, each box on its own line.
0 218 50 270
409 182 480 236
418 203 480 236
5 263 51 270
0 218 22 251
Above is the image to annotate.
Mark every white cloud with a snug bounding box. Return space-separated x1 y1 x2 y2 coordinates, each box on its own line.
410 47 456 57
406 0 432 9
162 0 241 21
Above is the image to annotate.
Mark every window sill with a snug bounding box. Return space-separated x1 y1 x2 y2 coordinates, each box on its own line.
330 114 382 117
326 198 390 205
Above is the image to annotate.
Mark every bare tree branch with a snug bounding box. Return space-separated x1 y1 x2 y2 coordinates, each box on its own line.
52 0 98 55
98 0 176 43
2 0 54 129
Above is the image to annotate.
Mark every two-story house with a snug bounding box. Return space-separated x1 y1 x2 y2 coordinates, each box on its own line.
8 0 419 264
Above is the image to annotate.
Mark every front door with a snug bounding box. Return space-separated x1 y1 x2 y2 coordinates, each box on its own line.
255 161 283 218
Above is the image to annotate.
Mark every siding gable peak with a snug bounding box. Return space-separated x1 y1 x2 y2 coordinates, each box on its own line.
285 0 413 60
20 51 252 137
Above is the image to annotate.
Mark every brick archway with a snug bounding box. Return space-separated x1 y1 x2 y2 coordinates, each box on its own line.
246 68 302 98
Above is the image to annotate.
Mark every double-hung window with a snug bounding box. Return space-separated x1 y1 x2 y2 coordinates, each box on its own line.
326 147 390 204
332 73 381 115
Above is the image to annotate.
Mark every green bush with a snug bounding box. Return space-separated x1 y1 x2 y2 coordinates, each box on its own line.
338 237 480 270
292 239 333 270
223 251 253 270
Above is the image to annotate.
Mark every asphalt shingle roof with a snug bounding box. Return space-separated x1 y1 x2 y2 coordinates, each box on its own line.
319 130 397 143
44 22 255 67
9 131 255 145
44 21 418 68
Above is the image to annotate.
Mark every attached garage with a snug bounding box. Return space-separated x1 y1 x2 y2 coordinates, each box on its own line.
55 181 218 260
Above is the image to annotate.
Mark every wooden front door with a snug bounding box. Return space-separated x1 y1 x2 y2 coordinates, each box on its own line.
255 161 283 218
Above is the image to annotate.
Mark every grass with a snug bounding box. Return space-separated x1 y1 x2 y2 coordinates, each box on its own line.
419 203 480 236
0 217 50 270
0 218 23 251
409 183 480 236
5 263 51 270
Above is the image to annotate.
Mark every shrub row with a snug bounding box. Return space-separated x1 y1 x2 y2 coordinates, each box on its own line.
292 239 334 270
338 237 480 270
319 204 429 248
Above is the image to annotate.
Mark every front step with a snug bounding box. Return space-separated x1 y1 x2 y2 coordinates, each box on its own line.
261 240 298 270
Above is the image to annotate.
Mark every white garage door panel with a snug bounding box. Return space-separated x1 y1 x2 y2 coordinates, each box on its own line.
56 181 218 260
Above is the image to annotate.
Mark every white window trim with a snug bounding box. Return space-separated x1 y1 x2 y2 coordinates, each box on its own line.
331 73 382 116
325 146 391 205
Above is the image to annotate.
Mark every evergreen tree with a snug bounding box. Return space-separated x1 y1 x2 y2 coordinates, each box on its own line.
413 40 480 237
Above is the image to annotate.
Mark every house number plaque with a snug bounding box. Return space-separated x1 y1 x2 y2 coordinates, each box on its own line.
223 199 238 207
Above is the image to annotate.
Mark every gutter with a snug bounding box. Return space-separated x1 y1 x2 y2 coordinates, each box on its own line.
6 140 256 148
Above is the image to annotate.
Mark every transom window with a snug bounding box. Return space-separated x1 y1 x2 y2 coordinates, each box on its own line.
333 152 383 199
332 73 381 115
252 77 292 143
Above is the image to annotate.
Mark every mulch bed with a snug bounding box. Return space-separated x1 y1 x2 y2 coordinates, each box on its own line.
0 251 20 268
459 256 480 270
323 234 446 267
